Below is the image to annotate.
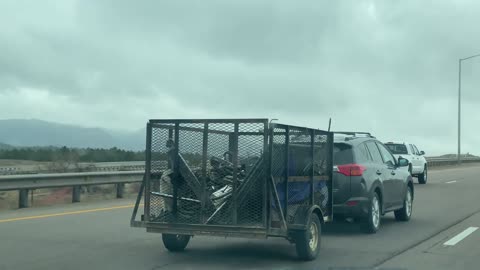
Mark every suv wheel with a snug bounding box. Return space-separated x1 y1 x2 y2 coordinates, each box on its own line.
362 192 381 234
394 186 413 221
418 165 427 184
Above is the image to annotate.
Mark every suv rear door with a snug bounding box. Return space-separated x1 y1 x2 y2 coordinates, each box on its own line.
376 142 404 206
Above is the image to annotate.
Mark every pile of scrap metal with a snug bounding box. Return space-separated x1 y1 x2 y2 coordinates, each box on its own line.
208 156 247 208
154 146 263 223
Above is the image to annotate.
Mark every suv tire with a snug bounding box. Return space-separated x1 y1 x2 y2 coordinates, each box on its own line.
418 166 427 184
362 192 381 234
295 214 321 261
394 186 413 221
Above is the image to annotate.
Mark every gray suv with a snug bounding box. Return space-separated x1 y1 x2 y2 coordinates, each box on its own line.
332 132 414 233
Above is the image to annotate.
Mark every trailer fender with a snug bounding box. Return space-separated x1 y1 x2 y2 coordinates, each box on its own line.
289 205 325 231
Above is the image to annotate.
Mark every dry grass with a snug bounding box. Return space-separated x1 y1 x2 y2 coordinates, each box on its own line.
0 191 19 209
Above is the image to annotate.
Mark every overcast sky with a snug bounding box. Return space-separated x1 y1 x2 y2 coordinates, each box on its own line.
1 1 480 155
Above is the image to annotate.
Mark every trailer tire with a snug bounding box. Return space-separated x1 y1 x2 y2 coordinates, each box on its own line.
162 234 191 252
295 214 321 261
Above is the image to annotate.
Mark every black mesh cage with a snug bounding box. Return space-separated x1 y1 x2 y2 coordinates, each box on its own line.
269 124 332 227
141 119 333 233
145 119 269 227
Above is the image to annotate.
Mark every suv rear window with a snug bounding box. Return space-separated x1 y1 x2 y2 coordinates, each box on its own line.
385 143 408 155
355 143 372 163
333 143 353 165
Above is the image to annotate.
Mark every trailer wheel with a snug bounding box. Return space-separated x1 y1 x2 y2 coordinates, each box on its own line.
295 214 321 261
162 234 191 252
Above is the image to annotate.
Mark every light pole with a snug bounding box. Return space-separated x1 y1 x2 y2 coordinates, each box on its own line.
458 53 480 164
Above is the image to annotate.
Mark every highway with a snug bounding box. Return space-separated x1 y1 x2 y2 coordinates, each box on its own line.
1 165 480 270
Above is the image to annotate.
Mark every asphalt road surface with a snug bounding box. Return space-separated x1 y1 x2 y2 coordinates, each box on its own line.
1 164 480 270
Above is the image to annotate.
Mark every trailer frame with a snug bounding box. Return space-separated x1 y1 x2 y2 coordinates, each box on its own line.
131 119 333 243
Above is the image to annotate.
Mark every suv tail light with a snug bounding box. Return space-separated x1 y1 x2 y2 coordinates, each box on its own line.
336 164 366 176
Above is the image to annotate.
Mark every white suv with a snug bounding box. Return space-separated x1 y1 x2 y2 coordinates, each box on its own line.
384 142 428 184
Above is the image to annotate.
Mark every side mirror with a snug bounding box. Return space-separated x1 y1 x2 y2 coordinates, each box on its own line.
398 157 409 167
420 151 425 155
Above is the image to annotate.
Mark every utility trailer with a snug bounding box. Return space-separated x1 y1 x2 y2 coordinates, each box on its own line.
131 119 333 260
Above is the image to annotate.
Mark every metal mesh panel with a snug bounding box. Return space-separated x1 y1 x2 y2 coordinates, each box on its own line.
146 120 267 227
148 125 172 222
269 125 332 226
270 127 287 226
313 132 330 216
205 123 235 225
178 123 204 168
174 123 204 224
286 127 312 224
150 193 164 220
236 123 266 226
141 119 332 232
150 127 171 174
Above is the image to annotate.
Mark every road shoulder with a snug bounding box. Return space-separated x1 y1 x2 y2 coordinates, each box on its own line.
380 210 480 270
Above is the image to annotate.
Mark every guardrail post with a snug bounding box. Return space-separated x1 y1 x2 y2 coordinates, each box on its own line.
72 186 81 203
116 183 125 198
19 189 29 208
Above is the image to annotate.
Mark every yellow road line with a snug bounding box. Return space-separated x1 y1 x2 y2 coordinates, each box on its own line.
0 204 143 223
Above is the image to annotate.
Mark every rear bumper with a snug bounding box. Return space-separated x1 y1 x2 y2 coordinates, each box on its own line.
333 197 370 218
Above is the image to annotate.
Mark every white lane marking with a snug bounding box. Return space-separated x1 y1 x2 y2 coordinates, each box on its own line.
443 227 479 246
446 180 457 184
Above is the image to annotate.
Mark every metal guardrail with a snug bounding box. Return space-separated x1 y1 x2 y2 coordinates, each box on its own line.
1 156 480 209
426 157 480 167
2 157 477 175
0 171 143 191
0 161 171 176
426 157 473 161
0 162 148 175
0 171 144 208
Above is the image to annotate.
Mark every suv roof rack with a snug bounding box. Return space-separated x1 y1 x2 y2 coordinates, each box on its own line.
333 131 375 138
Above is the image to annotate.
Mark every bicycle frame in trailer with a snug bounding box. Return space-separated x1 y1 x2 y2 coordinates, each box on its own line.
131 119 333 240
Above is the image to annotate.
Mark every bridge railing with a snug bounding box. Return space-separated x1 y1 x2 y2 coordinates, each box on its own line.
0 171 144 208
426 157 480 167
1 157 480 209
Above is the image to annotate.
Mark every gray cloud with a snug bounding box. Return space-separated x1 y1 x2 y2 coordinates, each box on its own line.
1 0 480 155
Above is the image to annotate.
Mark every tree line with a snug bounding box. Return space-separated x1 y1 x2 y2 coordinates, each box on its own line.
0 146 145 163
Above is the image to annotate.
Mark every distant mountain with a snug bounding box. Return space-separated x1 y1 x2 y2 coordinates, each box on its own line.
0 119 145 150
110 128 146 150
